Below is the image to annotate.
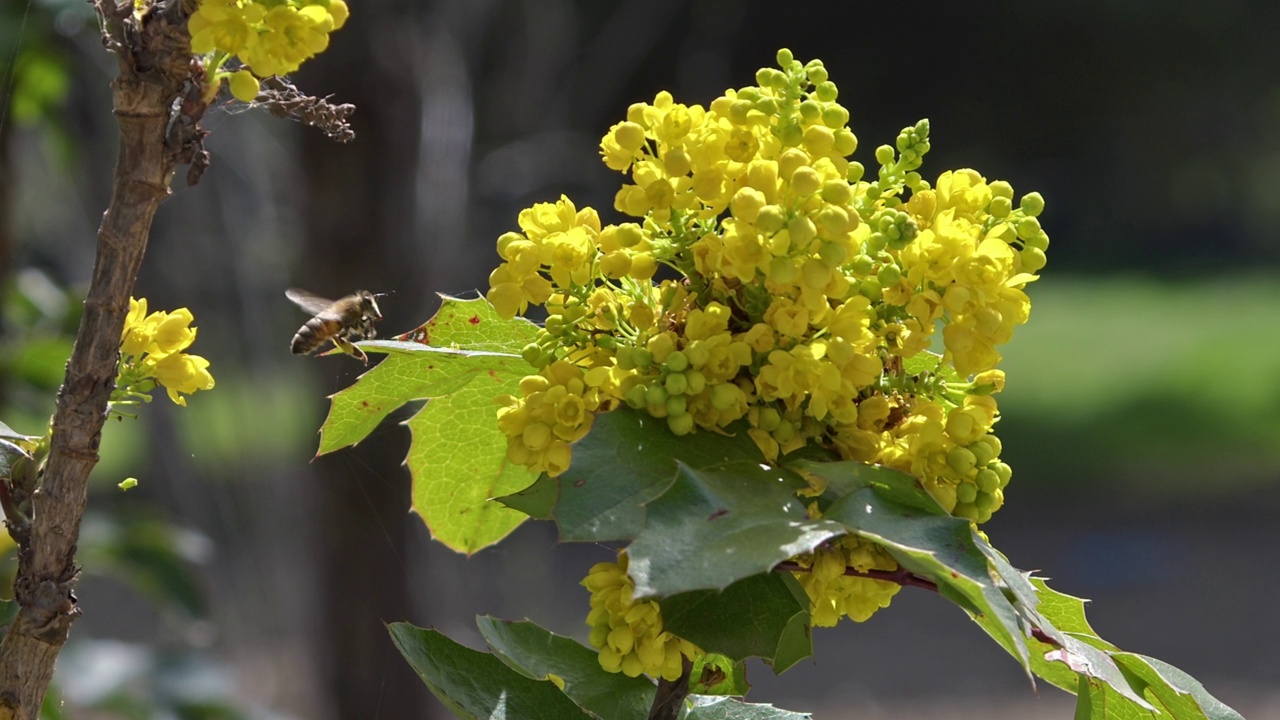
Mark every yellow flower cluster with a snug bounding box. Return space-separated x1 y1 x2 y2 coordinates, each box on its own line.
117 298 215 407
188 0 349 102
494 50 1048 642
582 553 701 681
496 360 617 476
488 50 1046 523
792 536 901 626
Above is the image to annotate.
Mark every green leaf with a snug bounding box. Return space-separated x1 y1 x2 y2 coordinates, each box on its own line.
317 297 540 553
1113 654 1245 720
475 616 654 720
551 407 770 542
0 438 33 481
318 296 539 455
403 618 812 720
977 544 1153 708
788 458 945 515
660 572 811 672
1015 579 1242 719
404 378 537 554
626 462 843 597
497 473 558 520
685 697 812 720
821 488 1030 676
389 622 592 720
387 294 542 352
317 348 526 455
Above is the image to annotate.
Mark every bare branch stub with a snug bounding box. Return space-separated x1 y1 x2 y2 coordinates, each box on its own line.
256 76 357 142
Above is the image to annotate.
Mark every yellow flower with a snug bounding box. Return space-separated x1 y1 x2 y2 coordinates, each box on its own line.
149 352 215 406
147 308 198 358
116 298 215 408
582 553 701 680
121 297 152 357
189 0 264 56
241 4 332 77
324 0 349 29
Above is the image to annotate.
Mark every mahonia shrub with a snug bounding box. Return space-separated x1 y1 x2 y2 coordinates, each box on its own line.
485 48 1049 673
187 0 350 102
312 49 1240 718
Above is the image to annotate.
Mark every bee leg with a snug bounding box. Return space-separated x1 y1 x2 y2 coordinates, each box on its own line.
333 338 369 364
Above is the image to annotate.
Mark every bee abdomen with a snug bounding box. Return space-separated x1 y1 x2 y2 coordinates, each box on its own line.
291 317 332 355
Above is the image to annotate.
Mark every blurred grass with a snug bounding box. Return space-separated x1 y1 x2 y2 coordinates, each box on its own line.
996 273 1280 495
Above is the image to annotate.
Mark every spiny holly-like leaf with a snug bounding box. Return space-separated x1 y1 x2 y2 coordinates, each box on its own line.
475 616 654 720
317 348 505 454
497 472 557 519
788 456 1194 710
390 294 542 351
547 407 767 542
789 458 945 515
821 487 1030 676
626 461 843 597
469 617 810 720
404 376 536 553
317 297 540 553
0 438 32 482
966 550 1151 709
389 622 592 720
1010 579 1242 719
660 572 811 672
981 544 1153 708
1112 654 1245 720
318 295 539 454
686 697 811 720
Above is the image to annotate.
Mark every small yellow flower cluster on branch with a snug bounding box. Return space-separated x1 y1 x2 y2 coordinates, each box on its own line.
791 535 901 626
582 552 702 680
489 50 1045 529
188 0 349 102
116 298 215 408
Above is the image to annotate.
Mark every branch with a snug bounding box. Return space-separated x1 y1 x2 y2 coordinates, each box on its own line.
0 1 206 716
647 655 693 720
774 560 941 593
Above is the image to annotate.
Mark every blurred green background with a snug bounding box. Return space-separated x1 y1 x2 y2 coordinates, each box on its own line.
2 0 1278 718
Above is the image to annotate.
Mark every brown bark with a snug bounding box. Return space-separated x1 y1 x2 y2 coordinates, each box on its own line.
0 2 205 716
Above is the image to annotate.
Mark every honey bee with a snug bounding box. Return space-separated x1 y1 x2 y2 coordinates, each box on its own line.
286 288 383 363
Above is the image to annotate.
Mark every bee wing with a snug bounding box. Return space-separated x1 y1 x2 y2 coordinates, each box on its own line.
286 288 342 319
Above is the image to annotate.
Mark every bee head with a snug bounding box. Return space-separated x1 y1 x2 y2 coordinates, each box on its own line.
356 290 384 321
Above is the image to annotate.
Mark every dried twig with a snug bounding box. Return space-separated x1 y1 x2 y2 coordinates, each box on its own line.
256 76 356 142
